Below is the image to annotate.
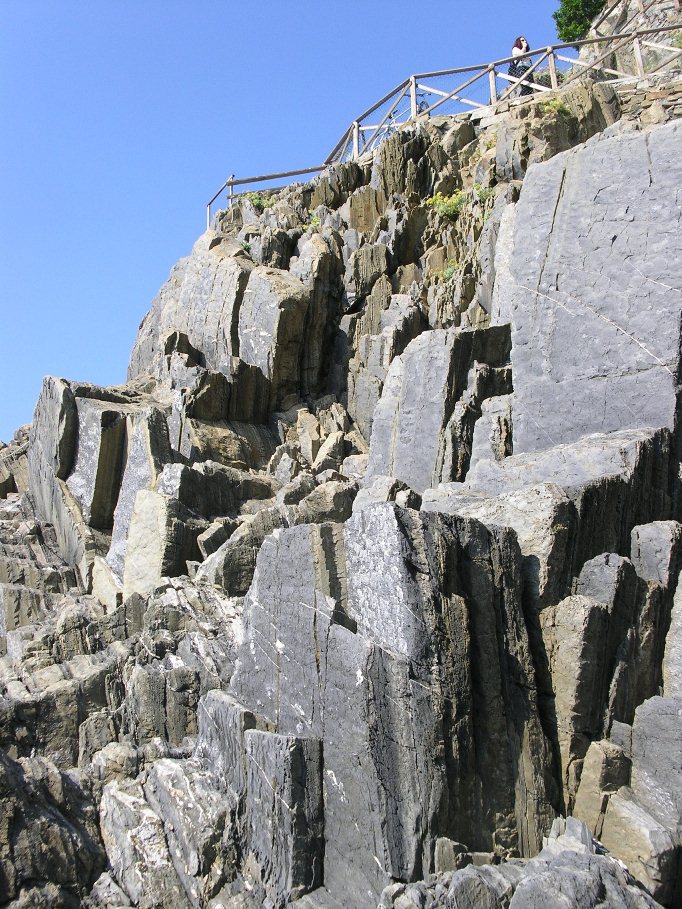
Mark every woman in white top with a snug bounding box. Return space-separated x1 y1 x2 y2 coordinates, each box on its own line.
509 36 534 96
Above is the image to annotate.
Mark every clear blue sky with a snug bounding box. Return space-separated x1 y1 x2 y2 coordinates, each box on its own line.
0 0 560 442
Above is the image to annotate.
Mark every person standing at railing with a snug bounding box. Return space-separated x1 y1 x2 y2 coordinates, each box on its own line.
509 36 534 96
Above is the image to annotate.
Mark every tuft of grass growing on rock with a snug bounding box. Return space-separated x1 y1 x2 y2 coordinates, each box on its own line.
540 97 572 117
441 259 459 281
475 184 495 203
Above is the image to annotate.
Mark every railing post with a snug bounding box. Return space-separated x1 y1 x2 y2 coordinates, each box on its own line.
633 35 646 76
352 121 360 159
409 75 418 120
228 174 235 207
488 64 497 104
206 203 211 231
548 48 559 89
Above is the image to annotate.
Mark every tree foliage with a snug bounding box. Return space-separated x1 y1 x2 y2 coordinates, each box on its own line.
553 0 607 42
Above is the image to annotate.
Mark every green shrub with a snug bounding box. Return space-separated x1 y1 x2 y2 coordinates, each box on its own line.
474 184 495 203
426 191 466 219
553 0 606 43
246 191 273 212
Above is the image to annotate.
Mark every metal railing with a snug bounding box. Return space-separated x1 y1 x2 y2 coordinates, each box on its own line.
206 11 681 226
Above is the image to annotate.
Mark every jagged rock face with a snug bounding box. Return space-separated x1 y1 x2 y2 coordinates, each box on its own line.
3 66 682 909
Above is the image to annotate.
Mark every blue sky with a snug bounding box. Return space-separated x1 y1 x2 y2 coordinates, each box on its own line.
1 0 561 442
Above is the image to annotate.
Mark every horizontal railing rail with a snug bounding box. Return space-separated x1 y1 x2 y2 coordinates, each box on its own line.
206 165 327 230
206 11 681 225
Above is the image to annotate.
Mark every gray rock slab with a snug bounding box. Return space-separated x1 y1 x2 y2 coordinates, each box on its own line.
492 121 682 453
65 397 129 529
244 730 324 906
128 232 253 381
423 482 576 612
366 325 511 494
105 407 172 580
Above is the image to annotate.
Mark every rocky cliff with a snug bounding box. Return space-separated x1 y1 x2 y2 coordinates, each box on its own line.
1 57 682 909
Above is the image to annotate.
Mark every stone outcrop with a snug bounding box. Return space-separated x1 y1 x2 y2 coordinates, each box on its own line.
3 50 682 909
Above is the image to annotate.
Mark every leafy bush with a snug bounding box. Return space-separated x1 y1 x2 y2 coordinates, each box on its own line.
246 191 274 212
553 0 606 43
426 191 466 219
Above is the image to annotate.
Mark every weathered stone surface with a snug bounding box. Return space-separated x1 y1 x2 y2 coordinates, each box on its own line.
195 479 356 595
540 595 611 808
378 816 659 909
244 731 324 906
237 266 310 411
0 432 29 499
572 739 631 837
630 521 682 589
353 474 422 514
122 492 203 600
423 482 575 612
128 233 253 381
100 779 191 909
106 407 172 580
0 750 105 905
143 758 232 906
230 504 556 905
492 121 682 454
65 397 129 529
663 571 682 697
156 460 276 519
428 427 675 581
0 583 46 654
6 65 682 909
600 696 682 906
366 325 511 494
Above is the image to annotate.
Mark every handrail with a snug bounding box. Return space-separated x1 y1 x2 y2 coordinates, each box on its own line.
206 165 327 230
205 11 682 226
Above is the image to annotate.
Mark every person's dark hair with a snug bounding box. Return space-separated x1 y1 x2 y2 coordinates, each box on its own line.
514 36 528 49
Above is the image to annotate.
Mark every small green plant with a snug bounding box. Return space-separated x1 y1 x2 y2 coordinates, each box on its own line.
484 135 497 151
474 184 495 203
540 97 572 117
553 0 606 43
246 191 273 212
307 210 321 228
239 240 251 253
440 259 459 282
426 190 466 219
672 34 682 50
